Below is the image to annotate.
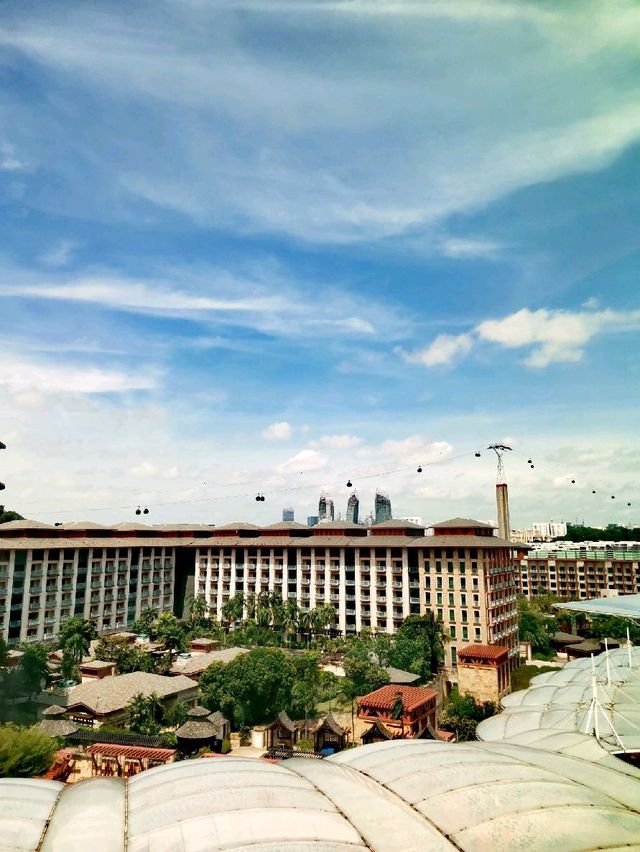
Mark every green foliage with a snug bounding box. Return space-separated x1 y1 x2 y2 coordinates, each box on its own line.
131 607 158 635
150 611 187 655
511 664 558 692
0 724 56 778
93 636 156 675
439 690 496 741
59 617 97 658
517 596 554 654
200 647 296 728
342 642 389 699
388 613 446 679
297 737 314 752
60 647 80 683
588 615 640 643
20 644 49 700
0 506 24 524
221 738 231 754
126 692 165 736
165 700 189 728
555 524 640 542
0 637 8 669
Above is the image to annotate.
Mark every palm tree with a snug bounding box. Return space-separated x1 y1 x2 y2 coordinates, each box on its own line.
222 592 244 632
256 592 271 629
298 608 312 647
283 598 299 647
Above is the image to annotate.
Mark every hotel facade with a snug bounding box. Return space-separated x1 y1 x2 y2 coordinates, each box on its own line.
0 516 522 670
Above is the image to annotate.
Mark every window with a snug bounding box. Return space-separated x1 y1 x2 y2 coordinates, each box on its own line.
448 577 454 590
459 562 465 573
460 593 466 606
448 609 455 623
447 562 454 573
451 646 457 666
448 593 454 605
462 626 468 640
436 593 443 605
436 577 443 589
435 561 442 573
437 609 443 622
460 577 466 590
450 625 456 638
425 592 431 604
425 576 431 589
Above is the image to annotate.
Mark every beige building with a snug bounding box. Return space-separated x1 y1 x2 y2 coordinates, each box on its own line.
518 543 640 600
0 516 522 673
457 644 511 704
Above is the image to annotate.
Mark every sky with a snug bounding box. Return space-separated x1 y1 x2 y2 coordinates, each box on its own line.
0 0 639 529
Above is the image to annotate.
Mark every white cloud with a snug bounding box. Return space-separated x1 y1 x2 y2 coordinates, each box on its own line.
311 434 362 450
405 306 640 370
358 435 453 465
262 421 292 441
276 449 328 473
0 358 157 395
476 307 640 368
402 333 473 367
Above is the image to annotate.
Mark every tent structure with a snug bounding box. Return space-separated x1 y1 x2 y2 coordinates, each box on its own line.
553 594 640 622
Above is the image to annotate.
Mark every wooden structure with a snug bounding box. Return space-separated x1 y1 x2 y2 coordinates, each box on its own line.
360 719 398 745
87 743 175 777
309 714 348 754
175 705 228 755
357 684 438 739
264 711 297 751
457 644 511 704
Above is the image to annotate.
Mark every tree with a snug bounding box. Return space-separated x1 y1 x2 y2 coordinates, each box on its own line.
126 692 165 736
20 645 49 704
282 598 299 647
438 690 496 742
222 593 245 630
342 641 389 699
59 617 97 658
151 612 186 658
60 646 80 683
200 647 296 728
94 636 157 675
0 637 8 669
0 506 24 524
165 700 189 728
187 595 208 628
517 596 554 655
388 613 446 680
132 606 158 636
0 724 56 778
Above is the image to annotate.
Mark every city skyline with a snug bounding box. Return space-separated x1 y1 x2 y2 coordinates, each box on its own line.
0 1 638 528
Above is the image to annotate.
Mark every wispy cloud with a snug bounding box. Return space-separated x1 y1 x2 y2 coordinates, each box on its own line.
0 357 157 395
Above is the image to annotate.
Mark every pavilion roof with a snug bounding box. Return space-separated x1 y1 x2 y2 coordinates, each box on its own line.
358 684 438 714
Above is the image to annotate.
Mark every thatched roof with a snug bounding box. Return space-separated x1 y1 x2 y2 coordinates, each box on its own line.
37 719 79 738
266 710 295 733
42 705 67 717
311 713 346 736
187 705 211 718
175 719 217 740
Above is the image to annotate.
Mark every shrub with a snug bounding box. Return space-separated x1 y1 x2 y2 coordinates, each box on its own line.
0 724 57 778
221 738 231 754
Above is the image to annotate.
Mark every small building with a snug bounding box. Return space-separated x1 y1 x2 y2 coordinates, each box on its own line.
264 711 296 751
566 638 620 660
78 660 116 680
308 714 348 754
36 705 80 739
175 706 221 755
87 743 175 777
360 719 398 745
64 672 198 728
357 684 438 739
457 644 511 705
189 637 218 653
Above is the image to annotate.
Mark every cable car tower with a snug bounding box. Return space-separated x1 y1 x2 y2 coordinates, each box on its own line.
488 443 512 541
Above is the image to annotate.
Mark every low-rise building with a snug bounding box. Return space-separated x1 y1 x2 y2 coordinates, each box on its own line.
456 644 511 705
62 671 198 727
357 683 438 740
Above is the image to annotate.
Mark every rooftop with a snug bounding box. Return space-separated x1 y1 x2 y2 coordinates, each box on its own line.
358 684 438 713
457 644 509 662
3 740 640 850
65 672 197 715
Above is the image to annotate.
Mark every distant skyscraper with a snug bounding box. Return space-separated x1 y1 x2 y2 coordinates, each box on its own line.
318 493 335 523
346 492 360 524
374 491 392 524
282 507 295 522
307 515 319 527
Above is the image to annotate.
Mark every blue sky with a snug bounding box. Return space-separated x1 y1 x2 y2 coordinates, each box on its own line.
0 0 639 528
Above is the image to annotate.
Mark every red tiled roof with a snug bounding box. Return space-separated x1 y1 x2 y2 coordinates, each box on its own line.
436 729 456 742
457 644 509 662
358 684 438 713
87 743 175 760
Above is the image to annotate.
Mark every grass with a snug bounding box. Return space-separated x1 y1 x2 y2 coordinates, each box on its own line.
511 664 558 693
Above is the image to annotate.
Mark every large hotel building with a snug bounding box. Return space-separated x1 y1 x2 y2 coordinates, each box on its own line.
0 516 522 671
